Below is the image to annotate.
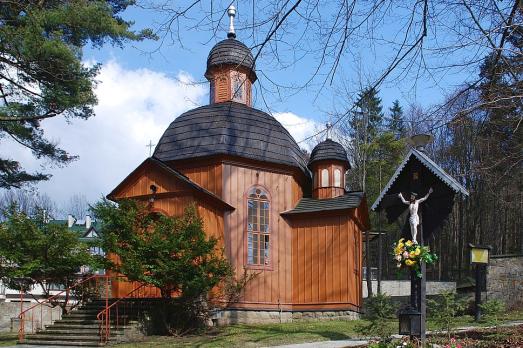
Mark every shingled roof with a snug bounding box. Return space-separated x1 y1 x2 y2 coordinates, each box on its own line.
281 191 364 215
308 139 350 168
371 148 469 211
205 38 257 81
153 101 309 175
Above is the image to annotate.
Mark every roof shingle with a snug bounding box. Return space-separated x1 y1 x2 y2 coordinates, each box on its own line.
281 192 364 215
308 139 350 168
205 38 256 81
154 102 309 176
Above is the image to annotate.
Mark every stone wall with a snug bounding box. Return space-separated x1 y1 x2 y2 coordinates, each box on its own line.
362 280 456 298
487 255 523 310
212 309 360 325
0 301 62 333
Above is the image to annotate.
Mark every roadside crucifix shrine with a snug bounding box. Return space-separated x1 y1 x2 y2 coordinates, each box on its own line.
371 134 469 344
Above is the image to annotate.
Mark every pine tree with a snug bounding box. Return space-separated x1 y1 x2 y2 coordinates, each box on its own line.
388 100 405 139
355 87 384 138
346 87 385 192
0 205 102 313
0 1 155 188
344 88 407 290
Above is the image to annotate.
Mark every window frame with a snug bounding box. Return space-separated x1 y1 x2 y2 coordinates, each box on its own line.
244 185 273 270
334 168 342 187
231 71 246 103
321 168 329 188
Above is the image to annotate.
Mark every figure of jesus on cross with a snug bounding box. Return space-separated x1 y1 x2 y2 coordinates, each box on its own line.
398 188 433 243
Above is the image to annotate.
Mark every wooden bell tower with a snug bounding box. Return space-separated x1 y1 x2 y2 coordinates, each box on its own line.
310 158 349 199
204 5 255 107
308 125 351 200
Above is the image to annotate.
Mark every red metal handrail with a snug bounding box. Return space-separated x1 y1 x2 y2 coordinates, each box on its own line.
18 274 110 342
97 282 149 343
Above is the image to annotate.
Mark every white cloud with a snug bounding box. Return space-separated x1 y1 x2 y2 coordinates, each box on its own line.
0 60 206 208
1 62 322 212
273 112 321 151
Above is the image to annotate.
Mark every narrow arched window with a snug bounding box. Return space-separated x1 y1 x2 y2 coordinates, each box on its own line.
321 169 329 187
334 169 342 187
247 187 270 266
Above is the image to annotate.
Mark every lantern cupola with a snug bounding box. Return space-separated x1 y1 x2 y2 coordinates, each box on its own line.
308 137 350 199
205 5 256 106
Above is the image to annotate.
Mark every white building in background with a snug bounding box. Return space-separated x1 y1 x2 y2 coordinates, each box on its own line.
0 215 103 303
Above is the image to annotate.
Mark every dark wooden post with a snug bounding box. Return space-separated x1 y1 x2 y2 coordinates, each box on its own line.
474 264 482 322
378 160 383 294
378 212 382 294
419 209 427 344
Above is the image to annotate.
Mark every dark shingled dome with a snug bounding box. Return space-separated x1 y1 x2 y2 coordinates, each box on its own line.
205 38 257 81
308 139 350 168
154 102 308 174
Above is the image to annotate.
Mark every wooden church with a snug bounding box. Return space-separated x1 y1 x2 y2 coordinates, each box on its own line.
108 7 370 323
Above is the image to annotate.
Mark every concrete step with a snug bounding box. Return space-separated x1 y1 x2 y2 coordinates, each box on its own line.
38 329 124 336
70 308 105 313
48 323 132 330
21 299 147 346
20 339 104 346
25 334 103 342
62 313 101 319
54 319 101 325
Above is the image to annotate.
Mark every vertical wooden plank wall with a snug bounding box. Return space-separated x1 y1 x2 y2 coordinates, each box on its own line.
178 163 223 197
117 165 186 198
111 161 363 311
291 214 362 310
109 164 226 298
222 163 298 310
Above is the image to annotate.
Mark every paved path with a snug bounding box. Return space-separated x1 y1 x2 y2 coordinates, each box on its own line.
265 321 523 348
4 346 80 348
262 340 368 348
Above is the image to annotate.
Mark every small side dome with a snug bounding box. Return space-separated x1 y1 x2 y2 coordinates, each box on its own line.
308 139 350 169
205 38 257 82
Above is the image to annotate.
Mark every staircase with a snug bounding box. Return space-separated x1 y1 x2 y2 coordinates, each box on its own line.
20 300 138 346
18 276 159 346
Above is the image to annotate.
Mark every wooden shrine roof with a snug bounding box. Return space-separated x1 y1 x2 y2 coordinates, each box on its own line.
371 148 469 212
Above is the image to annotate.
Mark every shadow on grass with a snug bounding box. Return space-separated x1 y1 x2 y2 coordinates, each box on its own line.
0 334 17 347
0 334 17 341
183 323 355 348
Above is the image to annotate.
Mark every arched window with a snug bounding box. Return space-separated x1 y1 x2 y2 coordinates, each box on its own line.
247 187 270 266
321 169 329 187
334 169 342 187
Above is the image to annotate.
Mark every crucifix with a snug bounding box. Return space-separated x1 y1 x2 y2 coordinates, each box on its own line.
146 140 156 157
371 134 469 345
398 188 433 243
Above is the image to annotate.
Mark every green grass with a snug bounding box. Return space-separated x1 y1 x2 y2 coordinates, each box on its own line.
0 333 17 347
427 308 523 332
117 320 371 348
114 309 523 348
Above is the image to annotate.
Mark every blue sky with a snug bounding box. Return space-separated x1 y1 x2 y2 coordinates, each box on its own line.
1 2 483 214
85 2 475 125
